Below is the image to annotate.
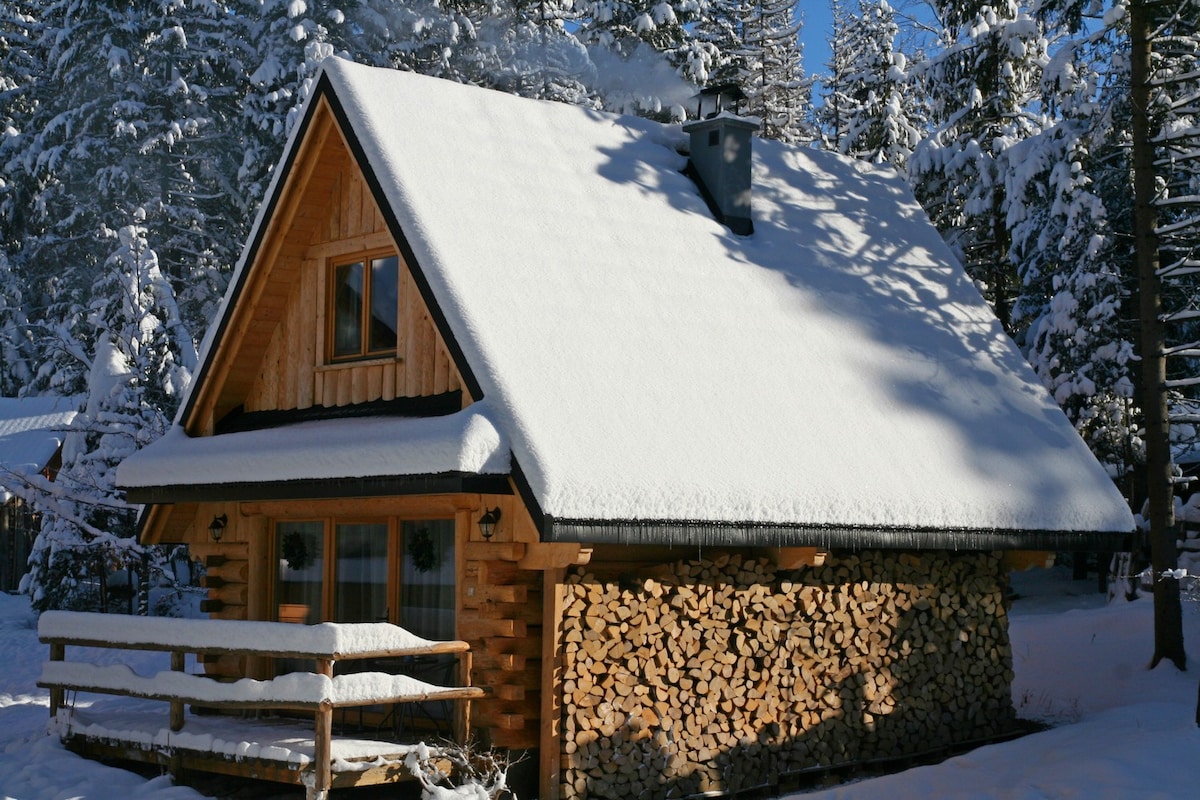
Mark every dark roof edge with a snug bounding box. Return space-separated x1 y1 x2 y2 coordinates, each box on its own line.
124 472 512 505
215 391 463 434
547 518 1134 551
508 456 551 538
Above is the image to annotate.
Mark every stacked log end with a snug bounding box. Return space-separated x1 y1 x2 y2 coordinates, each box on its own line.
558 550 1014 799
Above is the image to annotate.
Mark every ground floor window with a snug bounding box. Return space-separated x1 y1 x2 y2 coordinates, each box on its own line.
274 517 454 640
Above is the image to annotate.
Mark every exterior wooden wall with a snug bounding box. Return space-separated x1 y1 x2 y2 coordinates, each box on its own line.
552 550 1015 800
243 142 465 414
166 493 548 751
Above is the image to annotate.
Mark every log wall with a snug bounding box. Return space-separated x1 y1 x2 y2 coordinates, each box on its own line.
557 550 1014 799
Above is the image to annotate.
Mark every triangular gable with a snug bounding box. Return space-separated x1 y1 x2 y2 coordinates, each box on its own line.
181 91 479 438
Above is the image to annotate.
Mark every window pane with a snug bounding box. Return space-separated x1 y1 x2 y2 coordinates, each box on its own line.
400 520 455 641
276 521 325 625
333 261 364 358
368 256 399 353
334 522 389 623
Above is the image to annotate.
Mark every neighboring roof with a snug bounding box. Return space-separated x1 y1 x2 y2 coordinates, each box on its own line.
0 396 78 500
122 59 1135 548
120 404 509 503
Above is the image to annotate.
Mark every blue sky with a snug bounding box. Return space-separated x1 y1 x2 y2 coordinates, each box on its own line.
800 3 835 79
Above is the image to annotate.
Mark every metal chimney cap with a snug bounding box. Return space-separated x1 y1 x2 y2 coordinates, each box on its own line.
690 84 748 119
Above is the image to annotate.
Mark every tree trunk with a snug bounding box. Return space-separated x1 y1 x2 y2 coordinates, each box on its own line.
1131 0 1186 671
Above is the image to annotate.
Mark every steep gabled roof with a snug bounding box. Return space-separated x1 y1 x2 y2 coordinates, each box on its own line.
121 58 1134 548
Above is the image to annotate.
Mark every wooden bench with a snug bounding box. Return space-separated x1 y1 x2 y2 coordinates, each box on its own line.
38 611 485 799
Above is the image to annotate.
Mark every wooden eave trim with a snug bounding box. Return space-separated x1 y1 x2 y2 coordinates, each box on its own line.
124 472 513 505
180 86 338 435
543 518 1133 552
319 82 484 403
134 503 170 546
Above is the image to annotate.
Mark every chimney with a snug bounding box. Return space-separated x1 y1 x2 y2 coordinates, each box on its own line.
682 84 760 236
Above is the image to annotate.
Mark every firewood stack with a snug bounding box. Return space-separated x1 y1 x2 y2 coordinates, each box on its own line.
558 551 1014 799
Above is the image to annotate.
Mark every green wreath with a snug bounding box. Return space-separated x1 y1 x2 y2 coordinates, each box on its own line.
409 528 439 573
281 531 312 571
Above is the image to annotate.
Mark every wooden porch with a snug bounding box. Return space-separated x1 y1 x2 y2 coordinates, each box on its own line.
38 611 486 800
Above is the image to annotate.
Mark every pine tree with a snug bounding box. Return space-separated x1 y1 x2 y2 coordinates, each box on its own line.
235 0 347 206
695 0 813 142
737 0 811 142
0 0 46 270
574 0 711 114
481 0 601 106
0 251 34 395
819 0 923 169
10 0 240 379
1011 118 1138 488
909 1 1049 332
23 220 193 611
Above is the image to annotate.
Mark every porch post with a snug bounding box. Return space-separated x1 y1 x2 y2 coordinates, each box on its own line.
169 650 186 731
48 642 64 719
312 655 334 800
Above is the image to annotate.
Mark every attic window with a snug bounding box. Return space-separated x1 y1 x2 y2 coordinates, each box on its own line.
330 253 399 361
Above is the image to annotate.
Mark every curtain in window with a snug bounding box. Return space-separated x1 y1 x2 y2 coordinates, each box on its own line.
400 520 455 641
334 522 389 623
368 256 399 352
276 521 325 624
333 261 364 357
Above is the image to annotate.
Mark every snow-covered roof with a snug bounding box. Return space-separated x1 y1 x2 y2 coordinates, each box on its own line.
123 59 1134 547
0 396 77 500
118 404 507 499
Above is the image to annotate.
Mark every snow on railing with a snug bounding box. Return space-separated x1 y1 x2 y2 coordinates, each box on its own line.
38 611 485 800
38 610 460 658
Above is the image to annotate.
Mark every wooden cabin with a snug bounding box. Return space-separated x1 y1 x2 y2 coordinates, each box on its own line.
117 59 1133 799
0 396 76 592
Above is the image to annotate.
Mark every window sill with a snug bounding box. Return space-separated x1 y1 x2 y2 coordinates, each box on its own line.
317 356 402 372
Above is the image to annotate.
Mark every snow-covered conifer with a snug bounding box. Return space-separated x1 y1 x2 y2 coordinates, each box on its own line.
736 0 812 143
909 0 1049 332
0 251 34 396
23 220 193 610
819 0 923 169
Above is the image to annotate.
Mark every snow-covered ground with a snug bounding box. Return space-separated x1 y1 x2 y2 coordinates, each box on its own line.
1 568 1198 799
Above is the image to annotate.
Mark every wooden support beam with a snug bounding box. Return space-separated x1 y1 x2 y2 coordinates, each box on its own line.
517 543 592 571
540 568 566 800
459 619 527 639
463 542 526 562
495 685 526 701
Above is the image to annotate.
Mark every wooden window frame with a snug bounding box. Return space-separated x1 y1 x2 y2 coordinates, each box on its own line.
325 249 400 364
270 514 455 630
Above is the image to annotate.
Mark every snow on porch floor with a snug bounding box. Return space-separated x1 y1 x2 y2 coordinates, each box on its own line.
56 703 422 772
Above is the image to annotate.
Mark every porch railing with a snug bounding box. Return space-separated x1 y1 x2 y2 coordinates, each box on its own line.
38 611 484 800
